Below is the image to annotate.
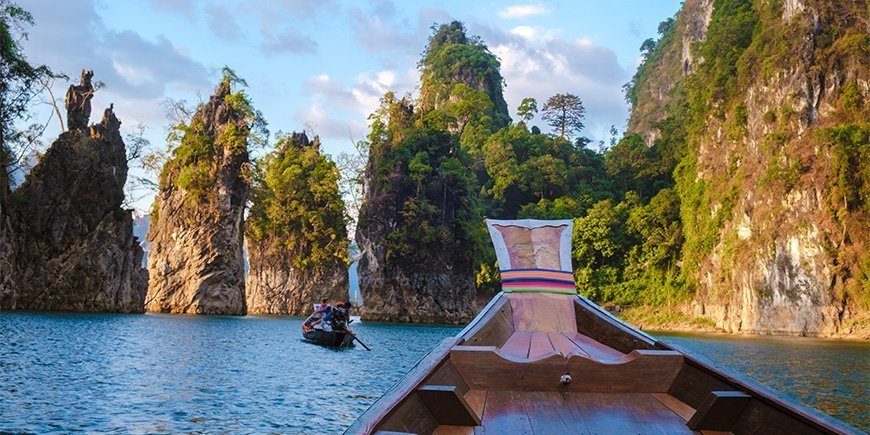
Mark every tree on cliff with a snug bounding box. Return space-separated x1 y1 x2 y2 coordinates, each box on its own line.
541 93 586 141
419 21 511 135
0 1 55 172
245 131 349 315
246 132 348 271
146 68 265 315
516 97 538 124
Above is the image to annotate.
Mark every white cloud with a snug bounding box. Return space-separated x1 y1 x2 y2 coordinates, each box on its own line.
22 0 210 129
498 4 550 19
510 25 536 39
473 23 630 140
206 4 244 41
296 67 417 143
261 28 319 54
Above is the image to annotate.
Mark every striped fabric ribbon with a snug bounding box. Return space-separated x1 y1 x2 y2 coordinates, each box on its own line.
500 268 576 294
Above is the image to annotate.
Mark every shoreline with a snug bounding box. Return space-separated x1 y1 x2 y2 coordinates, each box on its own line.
617 305 870 341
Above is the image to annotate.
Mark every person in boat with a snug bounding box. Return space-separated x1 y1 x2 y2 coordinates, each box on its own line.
310 299 332 330
320 301 342 331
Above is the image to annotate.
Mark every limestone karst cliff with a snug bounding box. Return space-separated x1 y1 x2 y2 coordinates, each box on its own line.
0 137 14 304
355 22 505 323
245 132 349 315
145 75 256 315
626 0 868 336
0 70 147 312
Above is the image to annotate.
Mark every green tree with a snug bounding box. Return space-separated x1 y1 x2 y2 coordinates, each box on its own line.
0 1 55 171
246 132 349 271
541 93 586 140
516 97 538 124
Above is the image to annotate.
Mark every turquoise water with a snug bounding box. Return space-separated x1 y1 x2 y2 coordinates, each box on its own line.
0 313 866 433
654 331 869 432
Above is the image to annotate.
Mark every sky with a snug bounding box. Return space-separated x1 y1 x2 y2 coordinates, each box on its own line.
20 0 683 211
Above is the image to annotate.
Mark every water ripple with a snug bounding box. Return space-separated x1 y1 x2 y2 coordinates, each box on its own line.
0 313 865 432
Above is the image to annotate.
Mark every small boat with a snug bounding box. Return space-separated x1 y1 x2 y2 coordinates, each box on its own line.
302 303 355 348
346 219 857 434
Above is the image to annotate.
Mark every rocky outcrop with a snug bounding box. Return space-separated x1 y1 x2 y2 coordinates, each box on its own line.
629 0 868 337
0 147 13 305
244 132 349 315
145 79 249 315
0 71 147 312
627 0 714 146
356 228 476 323
245 249 348 315
355 23 497 324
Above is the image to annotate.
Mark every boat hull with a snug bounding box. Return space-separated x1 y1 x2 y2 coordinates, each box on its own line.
346 292 858 434
303 329 354 348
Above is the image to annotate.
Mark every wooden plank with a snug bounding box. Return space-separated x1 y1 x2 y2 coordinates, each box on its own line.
687 391 751 431
548 332 588 358
661 340 856 434
551 392 591 434
418 385 481 426
528 332 556 359
573 392 645 434
462 296 514 347
522 391 571 433
479 390 533 434
433 426 474 435
628 393 695 435
508 293 577 333
499 331 532 359
562 332 623 362
376 392 439 434
730 399 827 435
347 336 461 434
464 390 487 420
651 393 696 422
573 297 657 353
426 360 470 396
450 347 683 393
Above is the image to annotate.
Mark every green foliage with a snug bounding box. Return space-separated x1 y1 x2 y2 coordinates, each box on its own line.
246 132 349 271
817 123 870 215
362 93 483 267
516 97 538 123
158 70 263 206
419 21 510 128
541 93 586 140
687 0 757 115
0 1 55 163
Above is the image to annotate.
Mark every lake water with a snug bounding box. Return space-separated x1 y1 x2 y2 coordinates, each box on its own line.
0 313 866 433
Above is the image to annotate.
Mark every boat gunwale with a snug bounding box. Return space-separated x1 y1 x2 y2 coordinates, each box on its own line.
655 338 861 434
346 291 860 434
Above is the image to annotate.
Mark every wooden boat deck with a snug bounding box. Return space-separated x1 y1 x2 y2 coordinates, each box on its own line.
350 291 857 435
434 391 700 435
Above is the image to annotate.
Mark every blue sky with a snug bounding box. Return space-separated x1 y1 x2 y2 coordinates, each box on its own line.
21 0 682 211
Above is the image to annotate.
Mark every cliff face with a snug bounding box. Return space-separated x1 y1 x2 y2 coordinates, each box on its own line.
0 71 147 312
245 132 349 315
145 80 250 315
629 0 868 336
245 248 348 315
356 221 477 323
0 148 13 305
354 22 498 324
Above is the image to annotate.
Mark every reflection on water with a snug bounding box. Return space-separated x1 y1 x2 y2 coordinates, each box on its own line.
654 330 869 431
0 312 866 433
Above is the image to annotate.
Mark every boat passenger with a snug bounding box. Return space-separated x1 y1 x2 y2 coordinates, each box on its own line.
311 299 333 330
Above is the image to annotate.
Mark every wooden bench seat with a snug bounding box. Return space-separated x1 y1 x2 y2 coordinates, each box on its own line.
497 330 625 362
